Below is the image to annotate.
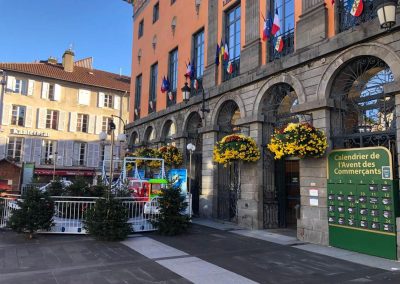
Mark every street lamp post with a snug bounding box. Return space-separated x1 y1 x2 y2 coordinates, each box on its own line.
181 81 210 121
0 70 7 131
52 151 58 181
186 143 196 194
376 0 398 30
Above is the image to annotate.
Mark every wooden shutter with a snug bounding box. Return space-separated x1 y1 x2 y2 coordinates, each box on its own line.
27 80 35 96
78 89 90 105
58 111 66 131
2 104 12 125
104 145 111 161
22 138 33 162
0 136 6 160
41 82 49 99
95 115 103 134
25 106 33 128
93 143 100 168
6 76 15 92
32 139 42 165
114 95 121 110
87 143 100 167
37 108 46 129
54 84 62 101
73 142 81 166
56 140 64 166
98 92 105 108
69 112 77 132
64 141 74 166
88 115 95 134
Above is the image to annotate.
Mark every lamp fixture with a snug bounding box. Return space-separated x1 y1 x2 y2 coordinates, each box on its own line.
181 82 191 102
195 0 201 15
376 0 397 30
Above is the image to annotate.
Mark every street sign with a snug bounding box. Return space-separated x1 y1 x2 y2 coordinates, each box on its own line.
327 147 399 260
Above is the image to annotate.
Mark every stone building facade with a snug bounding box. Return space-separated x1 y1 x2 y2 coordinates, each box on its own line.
126 0 400 249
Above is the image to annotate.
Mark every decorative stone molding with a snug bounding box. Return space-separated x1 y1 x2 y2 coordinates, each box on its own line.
210 93 246 127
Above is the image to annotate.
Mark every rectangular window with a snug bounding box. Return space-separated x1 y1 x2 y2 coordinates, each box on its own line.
11 105 26 126
102 117 113 133
77 114 89 133
79 143 86 166
135 75 142 119
45 110 59 130
7 137 23 162
149 63 158 113
169 48 178 91
48 83 55 100
138 19 144 38
193 29 205 79
104 94 113 108
14 79 28 95
153 2 159 23
41 140 57 165
224 5 241 81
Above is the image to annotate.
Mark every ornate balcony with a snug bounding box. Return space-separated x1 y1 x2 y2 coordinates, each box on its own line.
268 29 295 62
222 57 240 82
338 0 377 32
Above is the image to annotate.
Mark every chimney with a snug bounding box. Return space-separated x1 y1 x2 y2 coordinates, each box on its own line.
62 49 75 72
47 56 58 65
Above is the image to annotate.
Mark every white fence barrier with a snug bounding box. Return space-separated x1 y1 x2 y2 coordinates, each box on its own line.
0 194 191 234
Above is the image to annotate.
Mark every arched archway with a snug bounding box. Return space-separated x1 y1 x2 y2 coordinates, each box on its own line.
129 131 140 150
259 83 300 229
215 100 241 222
185 111 203 215
143 126 156 146
160 120 177 144
328 55 397 174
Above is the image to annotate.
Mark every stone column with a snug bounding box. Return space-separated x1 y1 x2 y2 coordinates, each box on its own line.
203 0 218 89
236 121 264 229
297 108 330 245
199 128 218 218
240 0 261 74
296 0 327 50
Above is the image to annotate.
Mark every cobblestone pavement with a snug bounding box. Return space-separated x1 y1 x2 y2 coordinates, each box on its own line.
1 224 400 283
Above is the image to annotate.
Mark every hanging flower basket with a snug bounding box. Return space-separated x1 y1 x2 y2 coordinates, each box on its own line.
267 123 328 160
213 134 261 166
159 145 183 168
129 147 162 168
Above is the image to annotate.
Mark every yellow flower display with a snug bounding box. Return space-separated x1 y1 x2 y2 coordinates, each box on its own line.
267 123 328 160
127 147 162 168
159 145 183 168
213 134 261 166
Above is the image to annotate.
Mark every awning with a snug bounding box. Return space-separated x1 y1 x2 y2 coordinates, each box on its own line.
34 169 95 176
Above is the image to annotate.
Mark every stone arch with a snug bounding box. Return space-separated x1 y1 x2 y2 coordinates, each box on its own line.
160 117 177 143
253 73 306 116
184 111 203 134
182 108 203 133
318 43 400 101
143 124 156 144
211 93 246 128
129 130 140 146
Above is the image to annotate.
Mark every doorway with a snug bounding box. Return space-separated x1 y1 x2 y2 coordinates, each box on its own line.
276 159 300 228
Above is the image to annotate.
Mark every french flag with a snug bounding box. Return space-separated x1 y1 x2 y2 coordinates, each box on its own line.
185 61 193 78
226 61 234 74
262 15 272 41
271 9 280 36
275 36 284 53
161 76 170 93
349 0 363 17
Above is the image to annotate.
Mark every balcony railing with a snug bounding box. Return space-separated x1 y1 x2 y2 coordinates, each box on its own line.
338 0 376 32
190 77 203 98
223 57 240 82
166 90 176 107
268 29 295 62
134 106 141 120
41 158 55 165
148 100 156 114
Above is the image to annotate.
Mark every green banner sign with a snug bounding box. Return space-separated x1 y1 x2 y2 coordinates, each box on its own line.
327 147 399 260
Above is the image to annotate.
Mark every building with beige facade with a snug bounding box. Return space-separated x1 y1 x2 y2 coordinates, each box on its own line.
0 50 130 185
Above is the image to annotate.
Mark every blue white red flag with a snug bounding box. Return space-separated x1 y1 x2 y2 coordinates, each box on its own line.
185 61 193 78
271 9 280 36
161 76 170 93
349 0 363 17
262 15 272 41
275 36 284 53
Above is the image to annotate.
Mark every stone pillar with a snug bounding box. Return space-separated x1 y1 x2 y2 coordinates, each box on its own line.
240 0 261 74
203 0 218 89
236 121 264 229
296 0 327 50
297 109 330 245
199 128 218 218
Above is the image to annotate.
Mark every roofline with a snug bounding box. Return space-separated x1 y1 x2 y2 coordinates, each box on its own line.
1 68 130 93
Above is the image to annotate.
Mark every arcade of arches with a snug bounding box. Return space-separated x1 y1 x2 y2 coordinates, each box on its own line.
127 44 400 250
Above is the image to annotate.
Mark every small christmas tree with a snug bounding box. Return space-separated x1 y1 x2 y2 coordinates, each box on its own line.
8 188 54 239
152 184 190 236
83 197 132 241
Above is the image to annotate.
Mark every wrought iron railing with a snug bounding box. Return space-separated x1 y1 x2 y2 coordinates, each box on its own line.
337 0 377 32
190 77 203 98
222 57 240 82
268 29 295 62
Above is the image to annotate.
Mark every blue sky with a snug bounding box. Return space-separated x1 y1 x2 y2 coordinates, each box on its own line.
0 0 133 76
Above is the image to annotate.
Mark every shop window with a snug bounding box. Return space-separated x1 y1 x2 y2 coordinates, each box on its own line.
46 109 59 130
77 114 89 133
78 143 86 166
7 137 23 162
11 105 26 126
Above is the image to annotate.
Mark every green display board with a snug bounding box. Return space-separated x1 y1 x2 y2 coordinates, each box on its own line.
327 147 399 260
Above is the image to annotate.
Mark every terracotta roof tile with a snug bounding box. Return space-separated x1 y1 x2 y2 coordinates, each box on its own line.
0 62 130 92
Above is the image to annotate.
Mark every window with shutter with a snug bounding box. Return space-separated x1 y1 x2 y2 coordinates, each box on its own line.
58 111 67 131
69 112 77 132
56 141 65 166
78 89 91 105
46 110 59 130
114 95 121 110
54 84 62 101
27 80 34 96
77 114 89 133
64 141 74 166
11 105 26 126
41 140 57 165
98 92 105 108
0 136 7 160
7 137 24 162
6 76 15 92
37 108 47 129
25 106 33 128
41 82 49 99
23 138 33 162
